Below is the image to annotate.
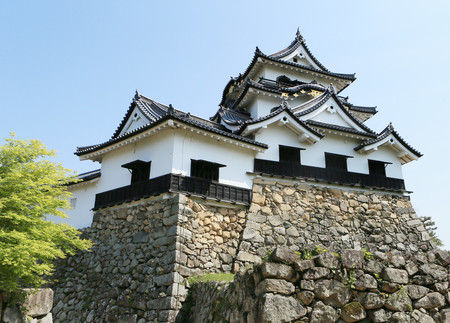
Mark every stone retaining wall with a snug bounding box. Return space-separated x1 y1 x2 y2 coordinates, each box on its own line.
1 289 53 323
51 178 439 322
52 194 188 323
188 246 450 322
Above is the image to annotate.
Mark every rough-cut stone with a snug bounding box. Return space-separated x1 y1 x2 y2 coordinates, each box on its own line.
341 302 366 322
297 290 314 305
255 279 295 296
414 292 446 309
260 263 299 282
258 293 306 323
434 249 450 266
360 292 385 309
315 251 339 269
354 273 378 291
368 308 389 322
419 264 447 281
406 285 430 300
310 301 338 323
411 310 434 323
341 249 364 269
23 288 54 316
302 267 330 280
294 259 314 272
314 279 352 307
385 289 412 312
2 304 23 323
270 246 299 264
390 312 410 322
382 268 409 284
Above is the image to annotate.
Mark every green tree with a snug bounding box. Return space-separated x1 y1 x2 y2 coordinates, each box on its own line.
0 134 91 293
420 215 443 247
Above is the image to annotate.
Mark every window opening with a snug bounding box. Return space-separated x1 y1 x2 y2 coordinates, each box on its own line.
325 153 350 171
191 159 225 181
368 160 390 176
121 160 151 184
279 145 303 163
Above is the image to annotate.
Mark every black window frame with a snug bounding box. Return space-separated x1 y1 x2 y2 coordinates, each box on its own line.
279 145 304 164
325 153 351 171
121 160 151 184
190 159 225 182
368 159 390 177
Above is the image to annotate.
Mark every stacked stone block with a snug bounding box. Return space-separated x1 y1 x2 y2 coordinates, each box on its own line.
188 246 450 322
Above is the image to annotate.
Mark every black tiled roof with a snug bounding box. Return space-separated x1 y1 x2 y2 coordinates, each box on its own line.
354 123 422 157
219 33 356 108
292 88 377 136
269 29 330 73
67 169 101 186
227 78 327 111
76 94 268 156
217 108 251 125
305 120 377 138
236 103 324 139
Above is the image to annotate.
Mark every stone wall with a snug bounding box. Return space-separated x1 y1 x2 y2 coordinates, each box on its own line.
51 194 189 323
51 177 439 322
1 289 53 323
188 246 450 322
233 178 436 269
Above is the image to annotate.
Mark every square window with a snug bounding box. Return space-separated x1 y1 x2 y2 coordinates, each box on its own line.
191 159 225 181
325 153 348 171
369 160 386 176
122 160 151 184
279 145 302 163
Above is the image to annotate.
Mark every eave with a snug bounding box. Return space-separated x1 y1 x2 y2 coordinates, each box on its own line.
76 116 268 162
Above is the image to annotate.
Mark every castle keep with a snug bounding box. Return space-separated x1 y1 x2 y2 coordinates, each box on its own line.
49 31 449 322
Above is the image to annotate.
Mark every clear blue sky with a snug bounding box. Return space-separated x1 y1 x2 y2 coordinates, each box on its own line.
1 1 449 248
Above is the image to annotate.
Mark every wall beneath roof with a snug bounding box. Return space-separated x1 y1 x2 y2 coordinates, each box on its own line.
255 127 404 179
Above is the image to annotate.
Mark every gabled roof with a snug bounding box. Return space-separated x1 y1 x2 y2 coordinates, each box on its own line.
355 123 422 164
213 108 251 126
236 102 324 144
76 93 268 157
292 87 377 137
219 30 356 108
225 78 327 111
269 29 329 72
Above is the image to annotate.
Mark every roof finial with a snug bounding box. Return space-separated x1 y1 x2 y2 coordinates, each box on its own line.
255 46 262 55
296 28 304 42
329 83 336 94
281 98 290 109
168 104 175 115
134 90 140 100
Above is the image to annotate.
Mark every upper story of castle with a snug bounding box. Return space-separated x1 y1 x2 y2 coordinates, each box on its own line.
68 30 422 227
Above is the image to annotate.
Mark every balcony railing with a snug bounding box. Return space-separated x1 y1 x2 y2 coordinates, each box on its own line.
93 173 251 210
254 159 405 191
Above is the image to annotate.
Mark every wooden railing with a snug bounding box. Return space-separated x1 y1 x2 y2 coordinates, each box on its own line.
254 159 405 191
93 173 251 210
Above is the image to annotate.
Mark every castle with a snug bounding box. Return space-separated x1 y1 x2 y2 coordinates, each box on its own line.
67 29 421 228
50 31 443 323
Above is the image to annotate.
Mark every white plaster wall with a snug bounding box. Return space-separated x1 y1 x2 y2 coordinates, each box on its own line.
261 65 333 88
97 130 175 193
65 181 98 228
246 95 312 119
171 130 257 188
255 125 404 179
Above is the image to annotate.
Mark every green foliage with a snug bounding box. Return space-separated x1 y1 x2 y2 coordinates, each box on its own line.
0 134 91 292
187 272 235 286
420 216 443 247
362 248 373 260
262 249 272 262
344 270 357 289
